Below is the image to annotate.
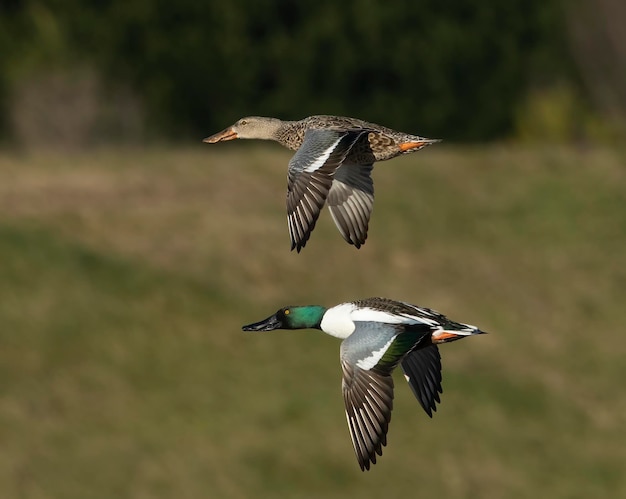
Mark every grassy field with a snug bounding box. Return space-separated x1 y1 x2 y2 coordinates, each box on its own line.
0 143 625 498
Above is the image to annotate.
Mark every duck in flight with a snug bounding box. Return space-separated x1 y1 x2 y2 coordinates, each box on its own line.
242 297 486 470
204 115 439 252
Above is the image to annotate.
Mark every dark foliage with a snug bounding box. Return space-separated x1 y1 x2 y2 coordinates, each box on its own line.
0 0 572 141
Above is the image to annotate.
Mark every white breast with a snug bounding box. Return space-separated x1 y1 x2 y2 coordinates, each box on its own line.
320 303 357 339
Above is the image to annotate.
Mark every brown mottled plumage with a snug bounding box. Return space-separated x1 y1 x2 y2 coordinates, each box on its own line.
204 115 439 251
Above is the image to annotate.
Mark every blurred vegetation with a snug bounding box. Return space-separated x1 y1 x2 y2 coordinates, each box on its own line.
1 3 625 497
1 146 625 497
1 0 610 147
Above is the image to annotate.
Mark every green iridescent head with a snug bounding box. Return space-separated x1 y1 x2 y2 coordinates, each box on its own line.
242 305 327 332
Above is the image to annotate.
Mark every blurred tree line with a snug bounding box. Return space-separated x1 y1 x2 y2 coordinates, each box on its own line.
0 0 623 147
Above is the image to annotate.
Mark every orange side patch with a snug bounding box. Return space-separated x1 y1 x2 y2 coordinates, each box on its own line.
399 141 428 152
432 331 461 344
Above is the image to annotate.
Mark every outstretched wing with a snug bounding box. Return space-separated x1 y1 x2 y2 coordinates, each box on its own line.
341 359 394 471
400 345 442 417
339 318 436 470
286 129 366 252
327 163 374 248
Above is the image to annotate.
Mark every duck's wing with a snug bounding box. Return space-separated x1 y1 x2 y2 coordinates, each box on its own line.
327 163 374 248
287 129 367 252
339 320 433 471
400 345 442 417
340 358 394 471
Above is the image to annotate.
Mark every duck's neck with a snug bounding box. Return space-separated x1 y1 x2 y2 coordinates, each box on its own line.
273 119 305 151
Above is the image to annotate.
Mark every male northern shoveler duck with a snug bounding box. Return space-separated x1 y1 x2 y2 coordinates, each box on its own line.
242 297 486 471
204 116 439 252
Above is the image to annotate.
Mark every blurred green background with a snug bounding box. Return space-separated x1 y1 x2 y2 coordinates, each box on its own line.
1 1 626 498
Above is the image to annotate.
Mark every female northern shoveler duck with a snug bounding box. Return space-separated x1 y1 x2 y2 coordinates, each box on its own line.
242 297 486 471
204 116 439 252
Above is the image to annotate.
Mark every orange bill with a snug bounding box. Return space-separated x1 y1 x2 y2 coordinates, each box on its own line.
203 127 238 143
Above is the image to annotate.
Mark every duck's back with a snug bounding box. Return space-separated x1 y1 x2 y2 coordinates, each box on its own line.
307 116 423 162
277 115 431 162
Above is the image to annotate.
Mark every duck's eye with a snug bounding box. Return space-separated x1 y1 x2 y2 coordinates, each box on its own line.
239 119 248 126
284 308 290 315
